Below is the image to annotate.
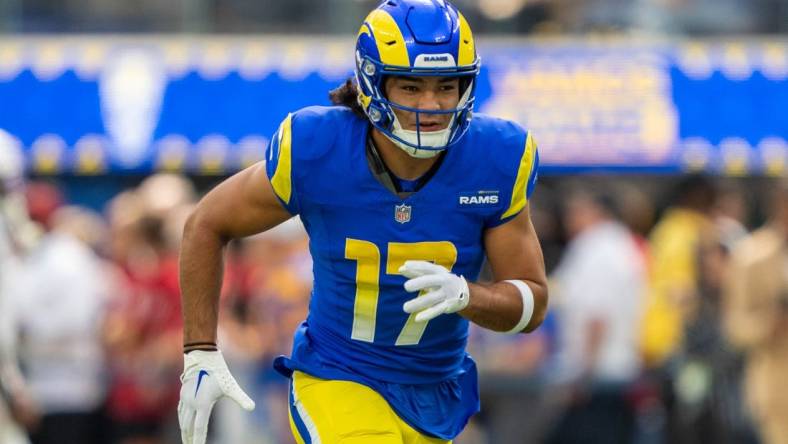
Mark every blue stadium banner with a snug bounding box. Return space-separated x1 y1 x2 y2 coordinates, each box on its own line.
0 37 785 175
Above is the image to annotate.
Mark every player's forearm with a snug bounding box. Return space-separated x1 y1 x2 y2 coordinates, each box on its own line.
180 213 228 346
460 280 547 333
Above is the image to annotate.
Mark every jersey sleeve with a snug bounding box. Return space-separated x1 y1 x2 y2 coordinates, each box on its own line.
485 131 539 228
265 113 301 215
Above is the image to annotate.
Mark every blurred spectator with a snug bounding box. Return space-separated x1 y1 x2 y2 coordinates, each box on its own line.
467 316 554 444
466 252 554 444
723 179 788 444
616 185 657 242
667 232 758 444
215 217 312 444
712 184 749 249
0 133 34 444
102 177 188 444
546 189 647 444
641 175 716 368
0 222 31 444
528 187 565 273
12 192 111 444
136 174 196 221
0 131 39 253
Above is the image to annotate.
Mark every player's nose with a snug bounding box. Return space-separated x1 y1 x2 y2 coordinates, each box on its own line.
417 90 441 111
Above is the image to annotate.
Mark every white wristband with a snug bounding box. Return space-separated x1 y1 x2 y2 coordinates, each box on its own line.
502 280 535 334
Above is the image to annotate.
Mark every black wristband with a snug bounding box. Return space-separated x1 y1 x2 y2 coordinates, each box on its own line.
184 346 218 354
183 341 217 348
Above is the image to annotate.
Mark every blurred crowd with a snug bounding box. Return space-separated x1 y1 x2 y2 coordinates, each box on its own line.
1 144 788 443
2 0 787 34
464 174 788 444
0 163 314 444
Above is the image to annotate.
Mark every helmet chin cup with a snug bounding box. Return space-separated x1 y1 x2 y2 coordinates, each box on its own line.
386 112 452 159
388 133 446 159
399 143 442 159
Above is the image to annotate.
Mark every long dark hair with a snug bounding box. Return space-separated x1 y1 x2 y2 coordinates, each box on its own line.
329 77 366 118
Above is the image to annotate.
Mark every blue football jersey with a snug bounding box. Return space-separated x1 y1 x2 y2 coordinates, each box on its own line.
267 106 538 439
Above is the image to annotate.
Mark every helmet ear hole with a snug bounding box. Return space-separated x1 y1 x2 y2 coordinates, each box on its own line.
380 75 392 99
459 77 472 97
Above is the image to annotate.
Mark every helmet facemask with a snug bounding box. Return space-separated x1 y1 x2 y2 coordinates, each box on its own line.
356 53 478 159
354 0 480 158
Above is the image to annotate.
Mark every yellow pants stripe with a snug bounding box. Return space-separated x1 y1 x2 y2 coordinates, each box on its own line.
289 413 307 444
289 374 321 443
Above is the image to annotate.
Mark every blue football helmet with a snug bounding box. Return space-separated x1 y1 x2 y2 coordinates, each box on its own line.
355 0 481 158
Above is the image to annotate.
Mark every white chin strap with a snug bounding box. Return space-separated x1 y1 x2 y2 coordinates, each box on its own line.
385 79 474 159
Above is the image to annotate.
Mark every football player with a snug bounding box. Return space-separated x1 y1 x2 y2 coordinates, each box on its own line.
178 1 548 443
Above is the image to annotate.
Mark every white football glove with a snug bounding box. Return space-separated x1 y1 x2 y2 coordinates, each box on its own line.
178 350 255 444
400 260 470 322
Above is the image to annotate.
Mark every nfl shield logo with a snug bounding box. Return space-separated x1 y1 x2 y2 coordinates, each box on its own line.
394 204 412 224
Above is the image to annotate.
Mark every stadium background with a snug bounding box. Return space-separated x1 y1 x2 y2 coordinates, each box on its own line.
1 0 787 443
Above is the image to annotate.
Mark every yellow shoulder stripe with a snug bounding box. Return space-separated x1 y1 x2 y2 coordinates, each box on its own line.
501 132 537 220
270 114 293 204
